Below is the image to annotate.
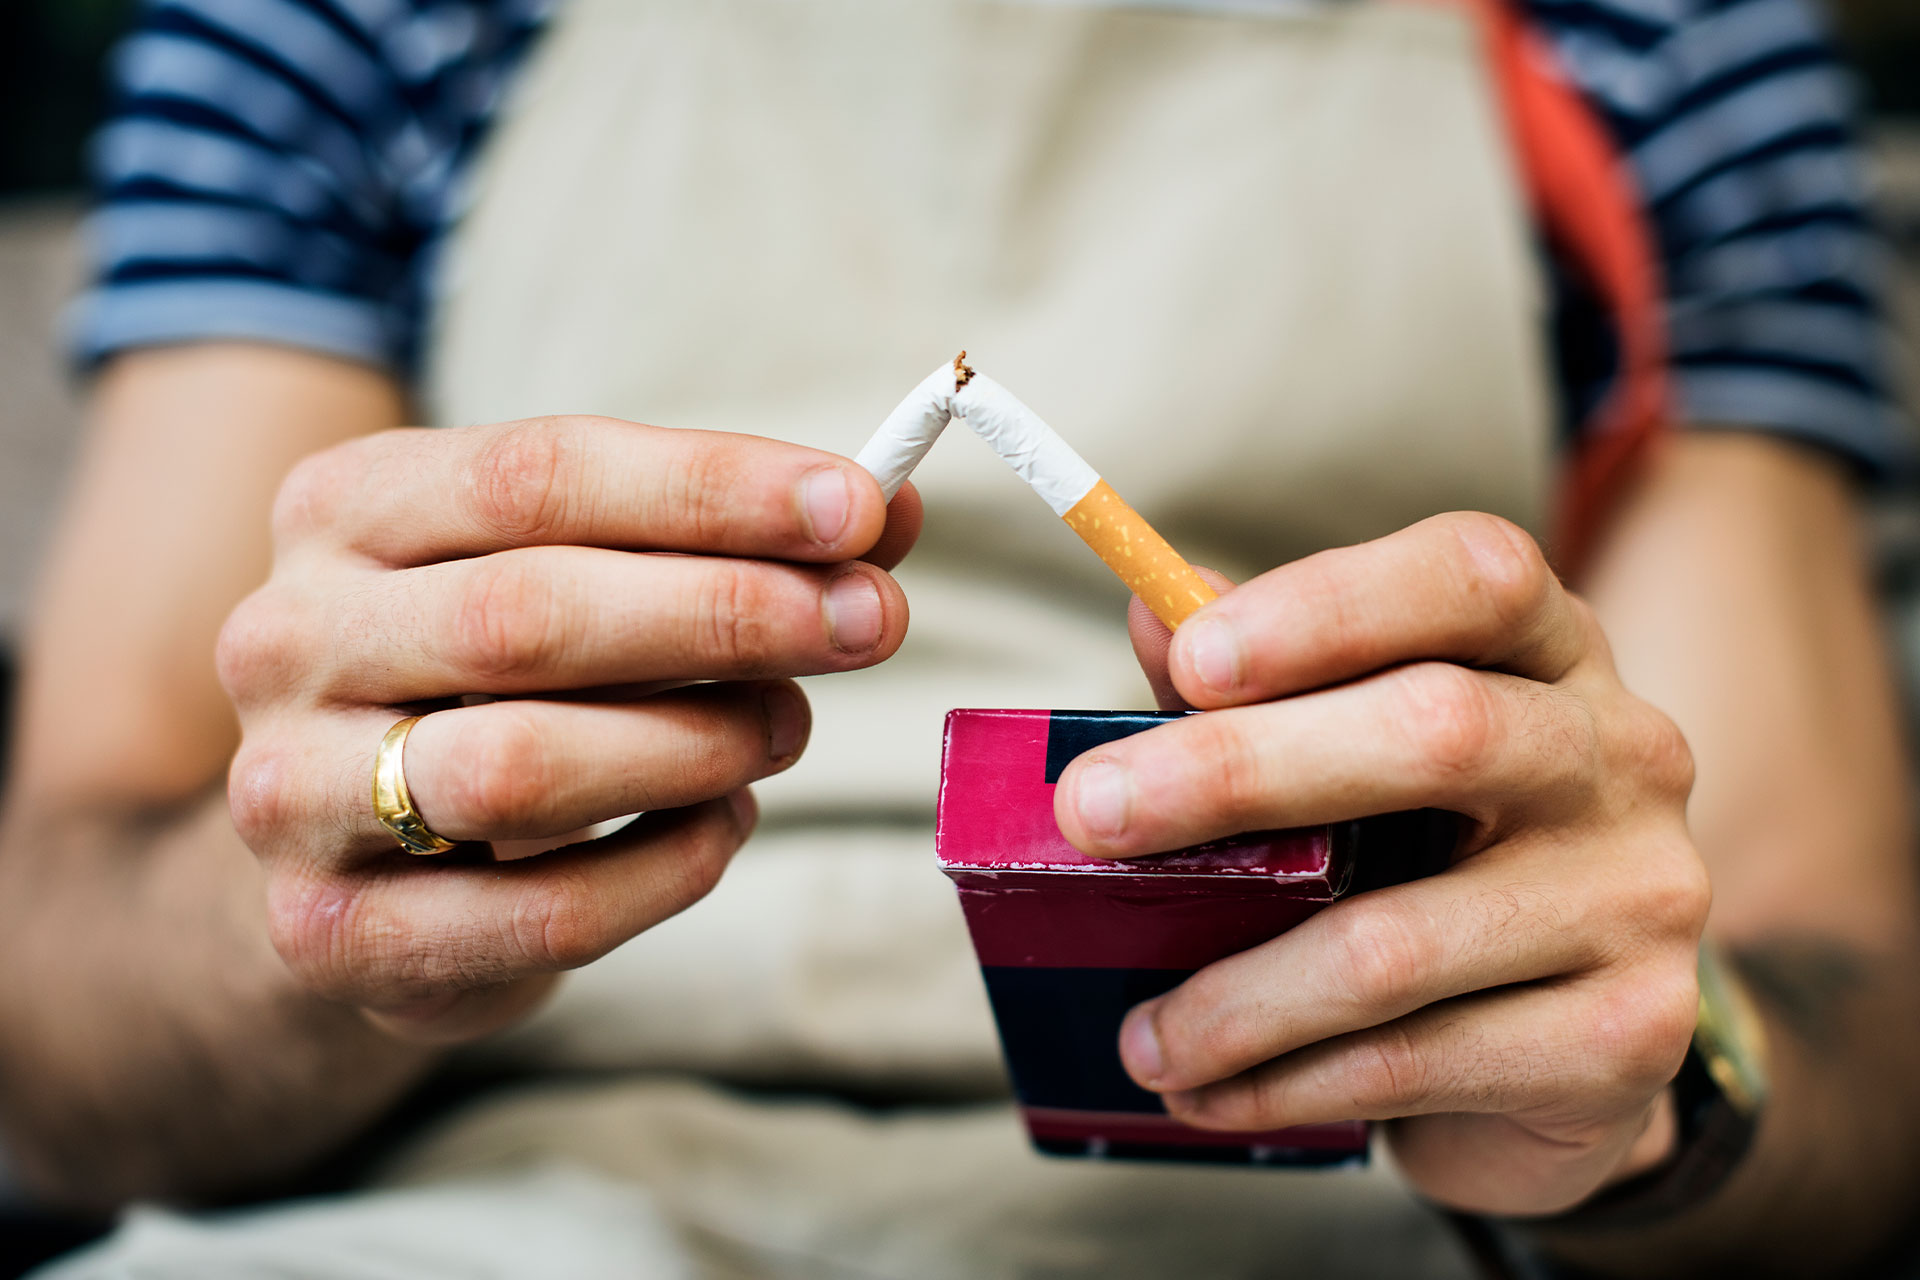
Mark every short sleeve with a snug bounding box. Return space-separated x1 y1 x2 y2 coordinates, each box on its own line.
1533 0 1912 479
68 0 549 376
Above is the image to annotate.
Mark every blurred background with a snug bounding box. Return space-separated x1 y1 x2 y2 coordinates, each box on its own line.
0 0 134 764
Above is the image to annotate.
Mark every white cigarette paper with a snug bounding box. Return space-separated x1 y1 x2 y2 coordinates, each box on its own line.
856 355 1221 629
855 357 1100 516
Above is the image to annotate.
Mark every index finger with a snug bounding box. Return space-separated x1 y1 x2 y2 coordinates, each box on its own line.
276 416 891 567
1167 512 1591 708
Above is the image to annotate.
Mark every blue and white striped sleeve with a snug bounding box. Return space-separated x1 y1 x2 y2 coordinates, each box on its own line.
1538 0 1912 478
69 0 547 376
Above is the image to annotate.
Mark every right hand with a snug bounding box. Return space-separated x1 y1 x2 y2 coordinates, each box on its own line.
217 416 919 1042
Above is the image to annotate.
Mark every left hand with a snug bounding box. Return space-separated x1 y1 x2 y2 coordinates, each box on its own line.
1051 512 1710 1215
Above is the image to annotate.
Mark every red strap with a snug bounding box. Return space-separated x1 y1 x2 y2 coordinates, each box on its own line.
1424 0 1672 576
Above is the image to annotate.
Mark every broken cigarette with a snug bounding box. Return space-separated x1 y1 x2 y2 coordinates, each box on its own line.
856 354 1219 629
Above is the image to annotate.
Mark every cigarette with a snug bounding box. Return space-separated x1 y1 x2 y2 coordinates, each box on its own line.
856 354 1219 629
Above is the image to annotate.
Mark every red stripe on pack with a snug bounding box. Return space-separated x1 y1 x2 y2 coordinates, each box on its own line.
1023 1107 1369 1154
1424 0 1672 578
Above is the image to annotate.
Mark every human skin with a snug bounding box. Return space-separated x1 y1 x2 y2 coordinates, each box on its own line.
1 347 1916 1272
0 344 921 1202
212 406 922 1045
1056 437 1920 1271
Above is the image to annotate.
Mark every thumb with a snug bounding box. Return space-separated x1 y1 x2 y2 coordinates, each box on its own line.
859 481 923 572
1130 566 1236 711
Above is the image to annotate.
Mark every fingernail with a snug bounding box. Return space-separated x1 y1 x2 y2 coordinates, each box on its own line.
764 685 808 761
823 573 885 653
1073 760 1131 839
799 468 852 547
1183 619 1241 695
727 789 759 832
1120 1004 1166 1086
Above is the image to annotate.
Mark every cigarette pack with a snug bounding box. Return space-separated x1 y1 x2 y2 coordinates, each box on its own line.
937 708 1448 1168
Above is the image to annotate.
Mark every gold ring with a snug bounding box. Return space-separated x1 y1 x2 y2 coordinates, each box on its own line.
372 716 458 855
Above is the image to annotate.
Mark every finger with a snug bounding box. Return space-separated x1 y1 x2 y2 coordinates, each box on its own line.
321 546 906 702
1054 662 1598 856
403 682 805 843
234 685 804 857
275 418 891 566
1116 851 1613 1094
1128 566 1237 712
1165 512 1592 710
1162 970 1694 1143
862 481 924 572
362 972 563 1045
265 796 754 1014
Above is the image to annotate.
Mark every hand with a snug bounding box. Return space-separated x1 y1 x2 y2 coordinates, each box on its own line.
218 417 919 1043
1051 512 1708 1214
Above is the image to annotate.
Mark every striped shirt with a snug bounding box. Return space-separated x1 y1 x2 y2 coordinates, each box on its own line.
70 0 1910 476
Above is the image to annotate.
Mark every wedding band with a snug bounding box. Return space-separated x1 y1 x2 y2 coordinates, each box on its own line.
372 716 458 855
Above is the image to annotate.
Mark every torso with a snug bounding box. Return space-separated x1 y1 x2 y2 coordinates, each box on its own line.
413 5 1544 1270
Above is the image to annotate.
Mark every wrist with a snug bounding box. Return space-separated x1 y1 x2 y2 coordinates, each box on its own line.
1547 944 1770 1229
1446 944 1772 1279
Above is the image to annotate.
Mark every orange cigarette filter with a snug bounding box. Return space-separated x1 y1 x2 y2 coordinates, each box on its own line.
858 356 1218 628
1062 480 1218 629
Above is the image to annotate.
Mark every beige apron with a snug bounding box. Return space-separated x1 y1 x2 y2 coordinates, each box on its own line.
43 1 1554 1276
432 0 1551 1085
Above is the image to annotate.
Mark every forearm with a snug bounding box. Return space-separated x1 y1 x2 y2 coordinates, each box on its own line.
1550 432 1920 1271
1539 934 1920 1277
0 791 434 1210
0 346 419 1208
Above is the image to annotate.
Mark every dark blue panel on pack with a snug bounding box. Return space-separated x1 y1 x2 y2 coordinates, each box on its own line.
1043 710 1187 784
980 966 1191 1112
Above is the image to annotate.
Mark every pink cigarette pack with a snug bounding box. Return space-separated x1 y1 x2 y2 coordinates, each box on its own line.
936 708 1447 1166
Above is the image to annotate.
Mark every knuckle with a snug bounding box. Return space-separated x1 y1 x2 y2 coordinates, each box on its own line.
1641 844 1713 939
467 421 573 543
446 708 556 834
215 590 304 703
509 867 606 971
655 811 740 916
1564 593 1610 659
1649 972 1704 1070
1351 1021 1426 1112
450 556 564 683
691 563 774 671
1288 559 1366 667
226 741 299 848
1674 857 1713 934
1154 971 1250 1080
672 718 750 802
271 446 358 543
1534 684 1605 799
1234 1069 1293 1129
269 873 507 1004
660 439 736 548
264 873 369 999
1188 719 1269 830
1397 663 1497 779
1631 704 1696 802
1443 512 1552 626
673 823 736 909
1589 970 1698 1096
1327 902 1434 1014
213 604 258 700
